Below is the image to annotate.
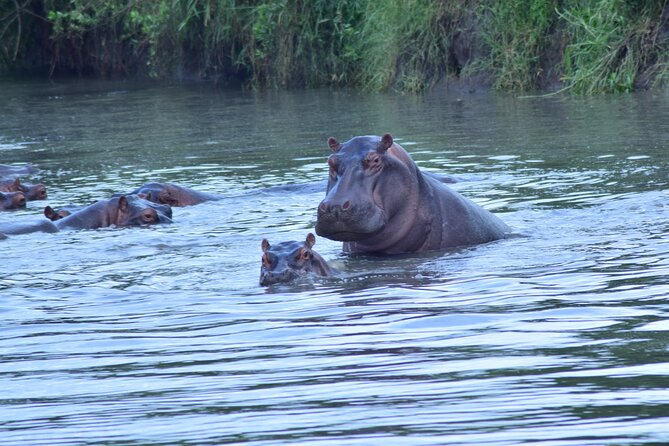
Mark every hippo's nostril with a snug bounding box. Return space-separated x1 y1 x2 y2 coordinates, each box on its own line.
342 200 351 210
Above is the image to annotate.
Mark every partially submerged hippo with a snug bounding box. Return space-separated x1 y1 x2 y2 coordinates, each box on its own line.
0 163 39 177
260 233 335 286
0 191 26 210
0 195 172 235
316 134 510 255
124 182 219 207
55 195 172 230
0 177 47 200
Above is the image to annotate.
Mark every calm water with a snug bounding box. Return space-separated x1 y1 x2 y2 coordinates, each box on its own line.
2 79 669 445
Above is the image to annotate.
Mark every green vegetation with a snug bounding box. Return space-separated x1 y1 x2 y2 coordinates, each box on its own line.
1 0 669 93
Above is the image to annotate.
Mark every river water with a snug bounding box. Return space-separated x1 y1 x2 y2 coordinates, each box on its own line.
1 79 669 445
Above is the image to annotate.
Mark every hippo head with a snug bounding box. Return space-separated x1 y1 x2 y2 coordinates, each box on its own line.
260 233 326 286
130 183 181 207
0 191 27 210
20 182 47 200
3 178 47 200
115 195 173 226
316 133 420 244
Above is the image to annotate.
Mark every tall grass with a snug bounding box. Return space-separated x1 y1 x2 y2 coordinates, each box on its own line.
356 0 456 92
559 0 668 93
2 0 669 93
477 0 558 91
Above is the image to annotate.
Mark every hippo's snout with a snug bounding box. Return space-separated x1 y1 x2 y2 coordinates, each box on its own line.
14 193 26 208
316 197 386 242
259 268 297 286
318 199 351 214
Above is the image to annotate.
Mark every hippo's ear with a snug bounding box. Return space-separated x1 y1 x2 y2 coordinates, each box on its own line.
261 238 270 252
44 206 56 220
377 133 393 154
328 137 340 152
118 195 129 212
305 232 315 248
13 177 21 188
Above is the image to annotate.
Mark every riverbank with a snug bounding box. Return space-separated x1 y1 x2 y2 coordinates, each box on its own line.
2 0 669 94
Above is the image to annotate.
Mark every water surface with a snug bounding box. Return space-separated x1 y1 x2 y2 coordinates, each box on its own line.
1 79 669 445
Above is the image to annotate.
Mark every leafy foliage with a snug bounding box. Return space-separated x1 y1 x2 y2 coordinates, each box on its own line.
1 0 669 93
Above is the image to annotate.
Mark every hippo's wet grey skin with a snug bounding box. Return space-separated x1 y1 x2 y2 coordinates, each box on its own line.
0 196 171 235
0 191 26 210
260 233 335 286
316 133 510 255
55 195 172 230
123 182 220 207
0 178 47 200
0 163 39 177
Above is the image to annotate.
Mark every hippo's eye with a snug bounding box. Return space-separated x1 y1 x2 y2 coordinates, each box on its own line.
364 152 382 171
141 210 157 223
299 249 311 261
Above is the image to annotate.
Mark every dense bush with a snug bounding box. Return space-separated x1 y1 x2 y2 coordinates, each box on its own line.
1 0 668 93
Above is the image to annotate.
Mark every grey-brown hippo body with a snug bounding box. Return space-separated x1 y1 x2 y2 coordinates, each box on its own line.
0 178 47 201
0 195 172 235
55 195 172 230
260 233 335 286
0 164 39 177
316 134 510 255
126 182 219 207
0 191 26 210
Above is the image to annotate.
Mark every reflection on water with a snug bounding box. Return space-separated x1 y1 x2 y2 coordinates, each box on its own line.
1 79 669 445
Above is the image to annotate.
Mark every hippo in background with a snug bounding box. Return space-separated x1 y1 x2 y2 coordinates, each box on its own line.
0 164 39 177
119 182 220 207
260 233 336 286
316 133 510 255
0 191 26 210
0 177 47 200
55 195 172 230
0 195 172 235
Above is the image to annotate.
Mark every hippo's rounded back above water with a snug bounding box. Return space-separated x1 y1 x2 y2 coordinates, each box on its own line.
260 233 335 286
125 182 219 207
0 164 39 177
315 133 510 255
0 195 173 236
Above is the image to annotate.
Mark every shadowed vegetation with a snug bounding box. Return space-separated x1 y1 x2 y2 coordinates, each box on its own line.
1 0 669 93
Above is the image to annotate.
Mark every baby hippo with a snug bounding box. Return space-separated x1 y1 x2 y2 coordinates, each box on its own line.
260 233 335 286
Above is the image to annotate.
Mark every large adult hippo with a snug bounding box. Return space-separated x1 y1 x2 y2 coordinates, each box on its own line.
0 195 172 235
260 233 336 286
0 177 47 200
0 191 26 210
315 134 510 255
122 182 219 207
